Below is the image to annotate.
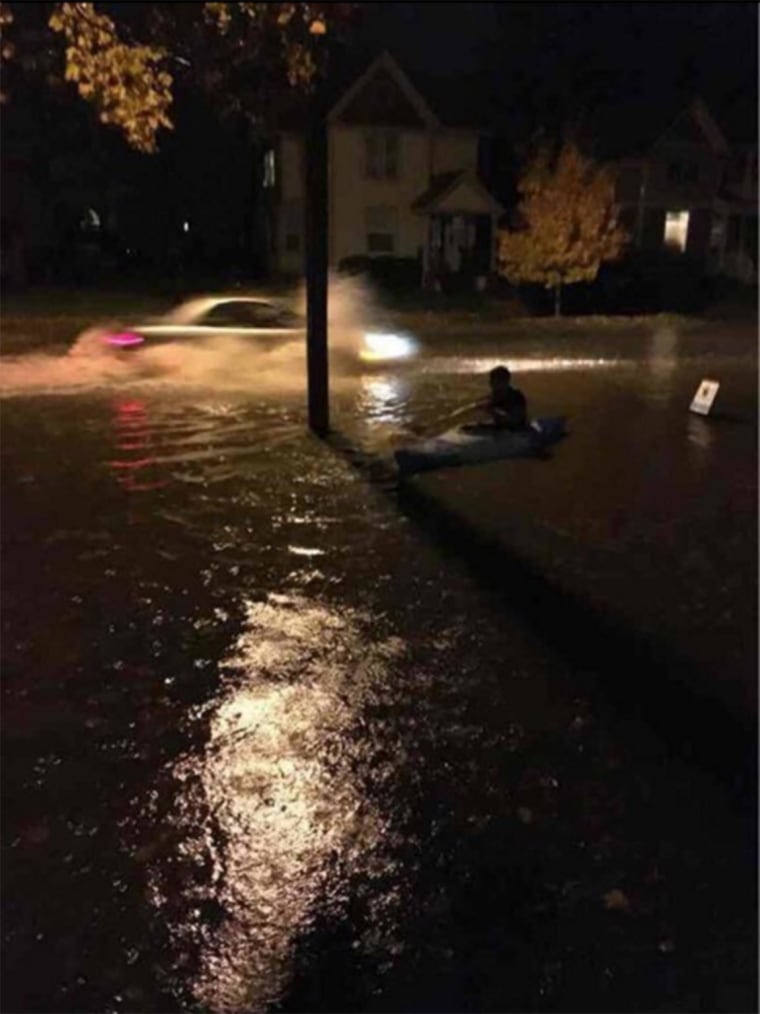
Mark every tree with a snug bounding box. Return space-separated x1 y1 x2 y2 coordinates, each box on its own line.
498 139 628 316
1 2 356 152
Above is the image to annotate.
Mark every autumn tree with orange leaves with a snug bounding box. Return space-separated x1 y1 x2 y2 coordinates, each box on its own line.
498 139 628 315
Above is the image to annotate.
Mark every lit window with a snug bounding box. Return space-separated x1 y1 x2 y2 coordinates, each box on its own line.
365 132 400 180
182 220 190 233
263 149 276 188
664 210 689 253
80 207 101 232
366 206 397 254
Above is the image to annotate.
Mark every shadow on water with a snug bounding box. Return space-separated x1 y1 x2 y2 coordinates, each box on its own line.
324 430 757 821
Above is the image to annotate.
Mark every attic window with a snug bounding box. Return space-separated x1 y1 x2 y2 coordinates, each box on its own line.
664 210 690 253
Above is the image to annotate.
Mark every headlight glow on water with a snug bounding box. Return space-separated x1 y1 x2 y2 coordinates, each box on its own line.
360 331 416 363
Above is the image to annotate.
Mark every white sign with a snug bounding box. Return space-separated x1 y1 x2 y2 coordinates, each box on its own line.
690 379 720 416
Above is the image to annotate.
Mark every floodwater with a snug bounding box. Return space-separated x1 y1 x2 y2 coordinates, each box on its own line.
1 315 757 1013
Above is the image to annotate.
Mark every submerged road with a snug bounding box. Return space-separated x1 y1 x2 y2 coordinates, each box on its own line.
1 318 756 1012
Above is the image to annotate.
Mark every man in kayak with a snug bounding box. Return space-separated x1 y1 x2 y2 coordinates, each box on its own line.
411 365 528 436
477 365 527 430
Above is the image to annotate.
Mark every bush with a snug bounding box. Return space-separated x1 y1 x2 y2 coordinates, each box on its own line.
339 255 421 291
598 251 713 314
511 250 713 316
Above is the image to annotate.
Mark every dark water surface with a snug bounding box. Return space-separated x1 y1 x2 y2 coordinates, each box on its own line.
2 323 756 1013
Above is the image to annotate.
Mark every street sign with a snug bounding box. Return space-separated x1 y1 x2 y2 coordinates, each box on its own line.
689 379 720 416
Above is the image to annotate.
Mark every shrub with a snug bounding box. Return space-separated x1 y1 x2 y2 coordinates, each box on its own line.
338 255 421 291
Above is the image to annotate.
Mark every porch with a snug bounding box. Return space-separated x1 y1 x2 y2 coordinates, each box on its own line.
412 171 503 291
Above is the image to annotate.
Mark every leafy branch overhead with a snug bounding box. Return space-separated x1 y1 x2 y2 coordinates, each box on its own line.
10 2 355 153
498 140 628 298
49 3 173 153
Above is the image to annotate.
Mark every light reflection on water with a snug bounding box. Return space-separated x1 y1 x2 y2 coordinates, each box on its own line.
687 413 716 452
2 319 756 1013
150 593 404 1013
109 398 169 493
422 356 623 375
358 375 412 424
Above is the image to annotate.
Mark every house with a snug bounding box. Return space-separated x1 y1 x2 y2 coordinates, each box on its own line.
269 52 503 287
605 98 757 282
712 142 758 283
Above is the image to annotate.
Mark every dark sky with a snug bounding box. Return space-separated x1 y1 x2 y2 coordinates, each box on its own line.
351 2 758 140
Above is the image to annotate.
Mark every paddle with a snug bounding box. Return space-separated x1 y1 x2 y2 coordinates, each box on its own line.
405 400 486 437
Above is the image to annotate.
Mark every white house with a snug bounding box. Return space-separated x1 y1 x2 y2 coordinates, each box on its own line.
269 52 503 286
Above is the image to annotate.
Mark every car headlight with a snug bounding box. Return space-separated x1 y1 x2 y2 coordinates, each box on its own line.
360 331 417 362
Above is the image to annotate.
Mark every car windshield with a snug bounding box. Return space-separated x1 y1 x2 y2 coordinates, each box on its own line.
157 296 302 328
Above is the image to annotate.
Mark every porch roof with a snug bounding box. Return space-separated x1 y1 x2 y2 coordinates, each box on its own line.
412 171 503 216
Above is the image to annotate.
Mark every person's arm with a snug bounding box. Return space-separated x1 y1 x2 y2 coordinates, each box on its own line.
448 398 488 419
419 399 487 434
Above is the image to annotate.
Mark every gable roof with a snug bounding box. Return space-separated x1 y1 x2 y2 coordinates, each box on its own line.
582 95 732 161
653 98 730 156
277 50 485 133
412 171 462 211
329 51 439 128
412 170 503 216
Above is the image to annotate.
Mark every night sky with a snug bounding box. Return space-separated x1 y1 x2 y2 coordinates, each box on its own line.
2 1 756 278
350 2 758 140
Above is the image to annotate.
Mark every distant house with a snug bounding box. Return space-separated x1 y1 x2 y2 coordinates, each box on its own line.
606 98 757 282
269 52 503 287
713 141 758 283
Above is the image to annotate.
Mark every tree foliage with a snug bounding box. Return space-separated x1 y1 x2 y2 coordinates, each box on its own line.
498 139 628 311
3 2 355 152
48 3 173 153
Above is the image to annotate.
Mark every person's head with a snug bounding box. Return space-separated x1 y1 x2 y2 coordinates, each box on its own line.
489 365 512 394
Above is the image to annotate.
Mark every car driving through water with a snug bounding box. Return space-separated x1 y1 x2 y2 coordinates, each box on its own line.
79 295 417 367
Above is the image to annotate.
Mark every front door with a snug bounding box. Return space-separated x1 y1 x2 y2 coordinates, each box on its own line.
427 213 492 290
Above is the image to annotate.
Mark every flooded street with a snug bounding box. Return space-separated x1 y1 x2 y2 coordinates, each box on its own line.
1 319 757 1012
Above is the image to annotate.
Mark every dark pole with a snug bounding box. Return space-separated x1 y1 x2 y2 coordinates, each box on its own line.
305 99 329 436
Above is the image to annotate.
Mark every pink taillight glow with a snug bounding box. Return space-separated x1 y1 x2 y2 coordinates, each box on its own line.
105 332 144 347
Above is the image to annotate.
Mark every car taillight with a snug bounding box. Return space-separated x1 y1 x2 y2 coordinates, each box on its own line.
104 332 145 347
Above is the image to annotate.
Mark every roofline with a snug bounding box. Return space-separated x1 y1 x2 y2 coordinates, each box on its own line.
652 97 732 157
414 170 504 216
327 50 440 129
280 124 488 138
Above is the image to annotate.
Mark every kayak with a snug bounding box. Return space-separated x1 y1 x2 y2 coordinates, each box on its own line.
394 417 567 475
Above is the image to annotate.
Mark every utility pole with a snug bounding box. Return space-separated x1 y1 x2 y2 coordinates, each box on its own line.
305 101 329 436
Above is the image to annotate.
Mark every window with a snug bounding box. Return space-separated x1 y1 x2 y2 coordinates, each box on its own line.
365 132 400 179
282 202 301 253
663 210 690 252
709 215 726 249
726 214 742 253
202 301 296 329
366 206 397 254
667 161 699 185
80 207 101 233
263 149 276 188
